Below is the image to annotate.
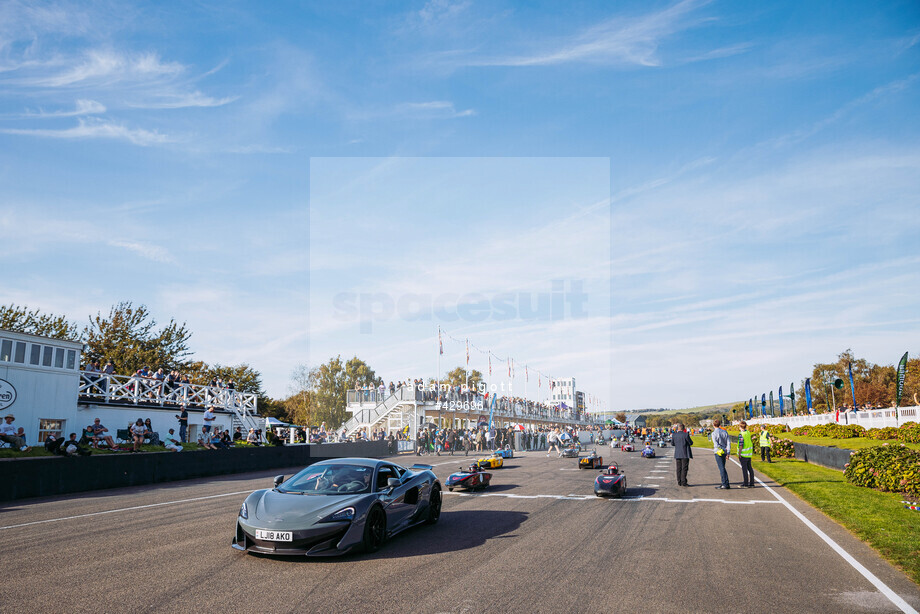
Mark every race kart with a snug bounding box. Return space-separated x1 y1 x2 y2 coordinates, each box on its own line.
446 463 493 492
232 459 441 556
594 464 627 498
579 451 604 469
476 454 504 470
619 442 635 452
560 445 581 458
493 445 514 459
641 447 656 458
657 439 667 448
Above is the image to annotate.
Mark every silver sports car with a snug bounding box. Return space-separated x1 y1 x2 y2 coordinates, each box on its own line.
232 458 442 556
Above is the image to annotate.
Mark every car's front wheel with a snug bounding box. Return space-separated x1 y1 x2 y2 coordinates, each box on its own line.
363 505 386 553
425 484 441 524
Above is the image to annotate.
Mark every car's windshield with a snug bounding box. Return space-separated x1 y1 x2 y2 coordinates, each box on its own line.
278 464 373 495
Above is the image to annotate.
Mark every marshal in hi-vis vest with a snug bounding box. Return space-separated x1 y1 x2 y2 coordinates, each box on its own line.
739 430 754 458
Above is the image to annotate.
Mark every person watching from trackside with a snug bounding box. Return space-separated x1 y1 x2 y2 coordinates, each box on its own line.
759 428 773 463
131 418 147 452
176 404 189 443
62 432 91 456
202 407 216 438
1 415 30 452
672 423 693 487
738 421 755 488
164 428 183 452
197 431 218 450
87 418 117 449
710 419 731 489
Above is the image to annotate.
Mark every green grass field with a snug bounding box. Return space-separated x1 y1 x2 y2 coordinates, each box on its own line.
0 441 206 458
723 429 920 451
691 435 920 584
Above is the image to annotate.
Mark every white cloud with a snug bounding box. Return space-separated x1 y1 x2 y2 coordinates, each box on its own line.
1 118 172 146
126 91 239 109
471 0 716 67
4 98 105 118
16 49 183 88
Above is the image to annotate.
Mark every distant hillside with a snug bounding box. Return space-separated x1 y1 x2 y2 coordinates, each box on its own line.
631 402 739 416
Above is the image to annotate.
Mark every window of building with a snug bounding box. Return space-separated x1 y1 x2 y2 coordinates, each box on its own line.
54 347 65 368
66 349 77 370
43 345 53 367
14 341 26 363
30 343 41 365
38 419 65 443
0 339 10 361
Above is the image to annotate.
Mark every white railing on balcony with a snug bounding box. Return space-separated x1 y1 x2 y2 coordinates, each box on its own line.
747 406 919 429
343 386 594 434
78 371 260 431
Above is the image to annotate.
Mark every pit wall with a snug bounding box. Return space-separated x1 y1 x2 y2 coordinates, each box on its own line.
0 441 389 502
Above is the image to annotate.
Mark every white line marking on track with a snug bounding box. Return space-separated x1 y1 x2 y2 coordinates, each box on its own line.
0 490 253 531
442 491 780 504
729 457 917 613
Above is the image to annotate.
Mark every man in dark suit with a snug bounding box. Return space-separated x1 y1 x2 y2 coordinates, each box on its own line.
672 423 693 487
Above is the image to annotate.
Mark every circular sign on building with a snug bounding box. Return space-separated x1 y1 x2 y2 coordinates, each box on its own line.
0 378 17 411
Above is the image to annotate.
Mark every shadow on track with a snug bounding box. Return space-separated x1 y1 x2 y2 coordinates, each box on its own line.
248 509 529 563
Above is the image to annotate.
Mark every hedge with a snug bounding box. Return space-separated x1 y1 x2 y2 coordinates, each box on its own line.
844 443 920 497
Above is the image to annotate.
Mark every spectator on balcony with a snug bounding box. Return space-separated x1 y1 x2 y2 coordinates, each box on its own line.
87 418 117 449
164 429 183 452
1 415 30 452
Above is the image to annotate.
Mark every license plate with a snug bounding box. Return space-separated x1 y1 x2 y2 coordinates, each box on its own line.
256 529 292 542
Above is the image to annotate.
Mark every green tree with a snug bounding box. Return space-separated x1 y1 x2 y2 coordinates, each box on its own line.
285 364 315 425
444 366 484 390
83 302 192 374
0 303 80 341
306 355 380 429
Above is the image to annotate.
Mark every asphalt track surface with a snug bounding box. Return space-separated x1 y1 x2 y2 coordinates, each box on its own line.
2 446 919 614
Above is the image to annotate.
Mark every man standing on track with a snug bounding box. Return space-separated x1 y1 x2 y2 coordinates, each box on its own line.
711 419 731 489
672 423 692 487
738 421 755 488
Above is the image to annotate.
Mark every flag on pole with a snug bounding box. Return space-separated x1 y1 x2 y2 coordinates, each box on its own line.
789 383 796 415
847 362 858 409
896 351 909 408
538 373 541 388
761 393 766 417
805 378 813 414
507 358 511 378
465 339 469 366
779 385 784 416
488 354 492 376
769 390 775 417
438 328 443 356
525 365 528 382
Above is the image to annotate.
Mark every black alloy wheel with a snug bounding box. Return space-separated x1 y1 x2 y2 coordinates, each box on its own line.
363 506 386 553
425 484 442 524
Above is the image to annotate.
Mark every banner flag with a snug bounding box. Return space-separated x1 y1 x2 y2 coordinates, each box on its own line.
488 355 492 376
805 378 813 414
847 362 858 410
789 383 795 415
438 327 443 356
896 351 909 408
769 390 775 417
525 365 528 382
749 398 753 419
746 400 752 419
538 373 541 388
465 339 469 366
507 358 511 378
779 386 784 416
761 393 766 417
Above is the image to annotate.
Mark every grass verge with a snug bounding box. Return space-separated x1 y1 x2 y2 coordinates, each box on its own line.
753 458 920 585
692 434 920 584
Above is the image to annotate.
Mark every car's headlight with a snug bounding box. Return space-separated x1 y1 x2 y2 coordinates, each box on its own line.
320 506 355 522
239 501 249 519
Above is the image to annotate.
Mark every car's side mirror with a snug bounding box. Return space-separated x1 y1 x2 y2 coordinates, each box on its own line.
387 477 400 489
273 475 284 487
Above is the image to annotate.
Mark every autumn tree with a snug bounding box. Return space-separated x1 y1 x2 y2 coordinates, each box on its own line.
83 302 192 375
0 303 80 341
614 411 627 424
444 366 484 390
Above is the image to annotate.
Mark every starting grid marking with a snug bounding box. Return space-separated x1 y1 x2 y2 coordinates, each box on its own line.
442 491 781 505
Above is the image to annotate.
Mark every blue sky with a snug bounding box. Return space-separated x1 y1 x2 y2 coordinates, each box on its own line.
1 0 918 409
